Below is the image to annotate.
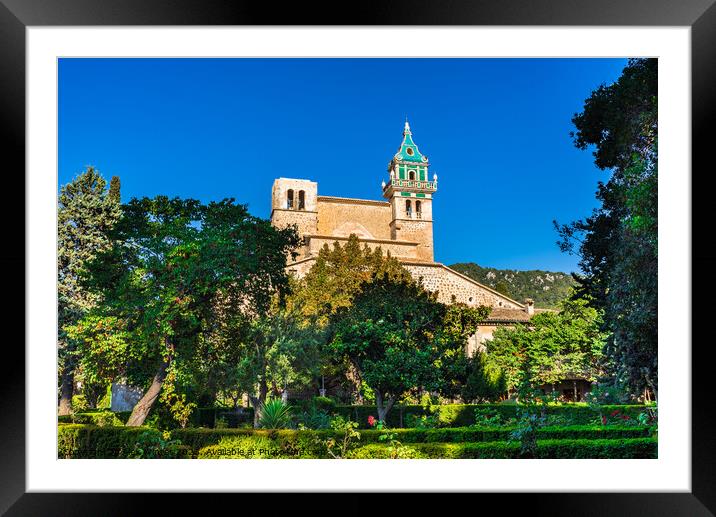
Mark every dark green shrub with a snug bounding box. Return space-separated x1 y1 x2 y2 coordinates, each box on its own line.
297 405 332 430
332 404 649 428
406 438 655 459
58 425 149 459
127 430 186 458
169 425 649 457
313 396 337 412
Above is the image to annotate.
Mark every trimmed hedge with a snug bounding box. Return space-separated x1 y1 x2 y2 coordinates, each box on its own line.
58 403 650 429
59 424 148 458
348 438 657 459
57 407 253 428
171 425 649 457
58 424 656 459
57 424 191 459
332 404 650 428
198 438 657 459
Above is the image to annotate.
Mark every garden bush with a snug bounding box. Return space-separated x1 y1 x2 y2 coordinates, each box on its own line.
60 424 655 459
332 404 649 428
197 437 656 459
57 424 190 459
350 438 656 459
170 425 648 457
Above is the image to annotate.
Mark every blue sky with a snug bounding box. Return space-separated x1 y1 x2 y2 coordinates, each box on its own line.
58 58 627 273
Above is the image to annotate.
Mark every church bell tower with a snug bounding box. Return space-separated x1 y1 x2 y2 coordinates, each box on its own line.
382 120 438 262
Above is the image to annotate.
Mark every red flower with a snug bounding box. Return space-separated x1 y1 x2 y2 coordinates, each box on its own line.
368 415 376 427
601 416 607 425
622 415 630 420
610 410 620 417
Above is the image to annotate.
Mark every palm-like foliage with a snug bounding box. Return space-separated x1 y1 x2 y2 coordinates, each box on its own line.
258 399 293 429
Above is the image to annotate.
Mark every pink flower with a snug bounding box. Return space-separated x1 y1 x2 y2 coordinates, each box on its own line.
368 415 376 427
601 416 607 425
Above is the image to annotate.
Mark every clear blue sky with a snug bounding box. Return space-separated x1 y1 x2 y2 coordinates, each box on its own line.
59 58 627 273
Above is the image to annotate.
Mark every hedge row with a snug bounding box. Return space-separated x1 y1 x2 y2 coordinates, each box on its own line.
347 438 657 459
57 403 651 430
58 407 254 428
331 404 650 428
198 437 657 459
57 424 652 458
58 424 194 459
172 425 649 454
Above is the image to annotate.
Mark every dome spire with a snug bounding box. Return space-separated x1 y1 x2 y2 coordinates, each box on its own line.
391 119 427 165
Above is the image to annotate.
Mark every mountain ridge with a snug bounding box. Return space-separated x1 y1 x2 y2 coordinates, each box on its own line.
448 262 576 309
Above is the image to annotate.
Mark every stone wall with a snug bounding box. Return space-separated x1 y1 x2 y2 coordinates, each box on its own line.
404 263 523 309
390 218 434 262
316 197 392 240
305 235 419 261
110 383 143 412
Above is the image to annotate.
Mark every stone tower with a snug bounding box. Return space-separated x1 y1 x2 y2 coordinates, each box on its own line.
271 178 318 260
382 120 438 262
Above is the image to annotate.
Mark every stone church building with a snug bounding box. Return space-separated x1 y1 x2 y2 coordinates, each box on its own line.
270 121 534 354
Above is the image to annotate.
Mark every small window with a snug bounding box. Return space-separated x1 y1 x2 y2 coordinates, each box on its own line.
415 200 422 218
406 200 412 217
409 170 415 180
406 147 414 156
298 190 305 210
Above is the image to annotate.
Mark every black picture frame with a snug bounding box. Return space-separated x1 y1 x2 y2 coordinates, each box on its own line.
2 0 713 514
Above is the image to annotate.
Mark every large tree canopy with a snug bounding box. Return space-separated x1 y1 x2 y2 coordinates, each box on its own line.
556 58 658 399
79 196 299 426
57 167 121 414
329 274 489 421
486 296 607 394
289 234 411 325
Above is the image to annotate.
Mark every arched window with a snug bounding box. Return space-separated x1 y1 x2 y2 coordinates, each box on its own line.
298 190 305 210
406 200 412 217
409 170 415 180
287 189 294 209
415 200 422 218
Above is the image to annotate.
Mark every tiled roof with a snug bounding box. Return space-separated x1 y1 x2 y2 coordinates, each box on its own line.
485 307 532 322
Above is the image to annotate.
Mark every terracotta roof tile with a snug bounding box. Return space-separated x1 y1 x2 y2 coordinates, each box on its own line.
486 307 532 322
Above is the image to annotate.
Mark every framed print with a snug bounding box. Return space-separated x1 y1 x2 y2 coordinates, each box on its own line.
3 0 715 514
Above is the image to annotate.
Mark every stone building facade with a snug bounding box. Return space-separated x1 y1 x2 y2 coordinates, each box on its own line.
271 121 534 354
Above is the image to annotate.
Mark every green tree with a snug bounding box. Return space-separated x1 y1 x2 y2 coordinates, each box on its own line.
83 196 299 426
486 296 607 394
57 166 121 414
556 58 658 399
289 234 411 325
287 235 412 402
235 304 324 427
460 350 507 402
109 176 121 204
329 274 487 422
434 303 492 401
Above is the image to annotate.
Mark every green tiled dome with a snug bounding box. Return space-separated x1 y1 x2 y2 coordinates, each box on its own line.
393 121 429 164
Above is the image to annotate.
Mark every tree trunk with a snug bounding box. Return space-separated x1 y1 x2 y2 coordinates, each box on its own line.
58 365 74 416
250 377 268 428
375 392 396 424
125 358 170 427
346 360 364 405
